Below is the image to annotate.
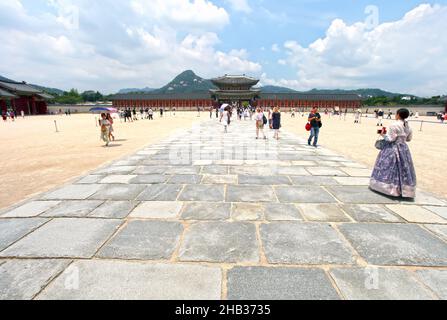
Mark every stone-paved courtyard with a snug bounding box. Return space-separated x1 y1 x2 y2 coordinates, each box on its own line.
1 119 447 300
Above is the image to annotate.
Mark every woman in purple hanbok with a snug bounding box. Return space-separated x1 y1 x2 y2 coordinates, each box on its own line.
370 109 416 198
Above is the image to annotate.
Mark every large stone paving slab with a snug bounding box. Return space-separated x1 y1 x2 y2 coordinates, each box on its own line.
42 184 102 200
260 222 355 265
129 201 183 219
264 204 303 221
329 268 435 300
238 175 291 185
137 185 183 201
90 184 146 201
1 218 121 258
289 176 339 186
0 218 49 251
424 206 447 220
226 185 276 203
274 186 337 203
232 203 265 221
181 202 231 221
298 204 351 222
37 260 222 300
42 200 103 218
386 205 447 224
327 186 397 204
179 222 259 263
415 270 447 299
179 185 225 202
227 267 339 300
88 201 138 219
0 259 71 300
130 174 169 184
1 201 60 218
341 204 403 223
97 221 183 260
338 223 447 266
424 225 447 242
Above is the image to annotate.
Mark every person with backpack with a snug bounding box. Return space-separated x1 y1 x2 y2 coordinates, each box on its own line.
308 107 321 147
255 107 267 140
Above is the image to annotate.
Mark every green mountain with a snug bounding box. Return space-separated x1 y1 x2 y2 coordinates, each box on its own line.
0 75 14 82
30 84 64 96
306 88 412 98
153 70 217 94
258 85 297 93
118 87 156 94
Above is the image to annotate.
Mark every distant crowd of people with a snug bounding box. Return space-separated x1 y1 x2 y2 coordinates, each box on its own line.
118 107 171 122
2 109 25 122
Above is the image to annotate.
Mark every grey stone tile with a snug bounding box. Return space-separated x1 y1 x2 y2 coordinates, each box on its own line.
261 222 354 265
415 270 447 299
264 204 303 221
1 201 60 218
228 267 339 300
178 185 225 202
168 175 202 184
95 166 137 175
1 218 121 258
226 186 276 203
342 204 403 223
334 177 371 186
306 167 348 177
137 185 183 201
289 176 339 186
97 221 183 260
274 186 337 203
99 175 137 184
230 166 275 176
424 225 447 242
232 203 265 221
133 166 169 175
0 218 49 251
129 201 183 219
179 222 259 263
408 191 447 206
90 184 146 201
42 184 102 200
42 200 103 218
340 168 372 177
130 175 169 184
0 259 71 300
338 223 447 266
327 186 397 204
89 201 138 219
166 167 201 175
386 205 447 224
201 166 228 175
238 175 291 185
330 268 435 300
298 204 351 222
202 175 237 184
76 175 104 184
275 167 310 176
424 206 447 220
37 260 222 300
181 202 231 220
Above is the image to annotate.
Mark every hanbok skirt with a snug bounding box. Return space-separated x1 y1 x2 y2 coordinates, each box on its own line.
370 141 416 198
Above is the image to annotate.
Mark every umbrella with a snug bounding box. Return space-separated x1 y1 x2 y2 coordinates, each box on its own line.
220 104 229 111
89 107 118 113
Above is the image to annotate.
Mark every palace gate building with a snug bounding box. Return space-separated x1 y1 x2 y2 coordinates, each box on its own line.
111 75 362 111
0 79 54 115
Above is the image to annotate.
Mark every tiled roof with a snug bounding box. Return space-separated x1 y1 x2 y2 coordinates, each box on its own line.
0 88 17 98
0 80 42 94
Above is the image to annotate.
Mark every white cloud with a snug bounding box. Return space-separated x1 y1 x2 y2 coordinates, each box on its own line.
271 43 280 52
225 0 252 13
0 0 260 93
266 4 447 96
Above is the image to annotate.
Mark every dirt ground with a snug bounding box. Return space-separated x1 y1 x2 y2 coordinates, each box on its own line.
283 112 447 199
0 112 204 210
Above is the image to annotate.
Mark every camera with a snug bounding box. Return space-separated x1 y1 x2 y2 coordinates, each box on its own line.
377 127 387 135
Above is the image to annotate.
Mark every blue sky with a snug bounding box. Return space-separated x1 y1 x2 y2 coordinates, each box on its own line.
1 0 447 96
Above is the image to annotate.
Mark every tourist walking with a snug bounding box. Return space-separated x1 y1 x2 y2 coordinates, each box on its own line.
99 113 111 147
2 112 6 122
291 108 296 118
160 107 164 118
255 108 267 140
220 106 231 133
21 110 25 118
268 107 274 129
370 108 416 198
106 113 115 141
377 109 384 126
148 108 154 120
354 109 361 123
272 107 281 140
308 107 321 147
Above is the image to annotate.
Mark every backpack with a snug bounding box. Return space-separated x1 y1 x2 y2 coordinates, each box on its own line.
263 115 268 125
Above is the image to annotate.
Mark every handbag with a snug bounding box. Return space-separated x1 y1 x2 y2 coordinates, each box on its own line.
375 138 387 150
305 123 312 131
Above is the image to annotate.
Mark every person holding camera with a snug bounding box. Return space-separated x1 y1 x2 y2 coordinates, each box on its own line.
308 107 322 147
370 108 416 198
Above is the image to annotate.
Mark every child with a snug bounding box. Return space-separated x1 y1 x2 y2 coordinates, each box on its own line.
99 113 111 147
